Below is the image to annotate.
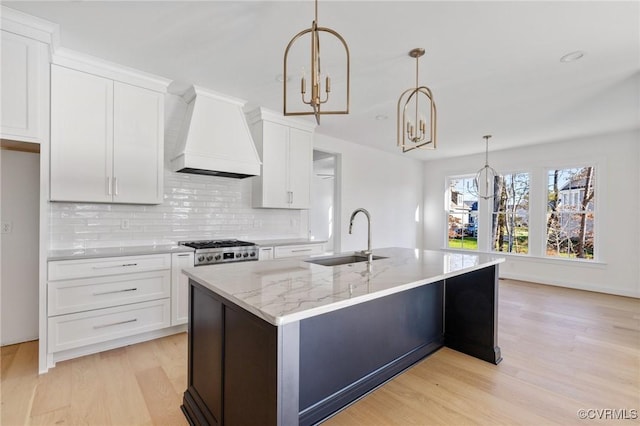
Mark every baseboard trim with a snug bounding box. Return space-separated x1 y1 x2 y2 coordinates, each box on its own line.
48 324 187 370
500 272 639 299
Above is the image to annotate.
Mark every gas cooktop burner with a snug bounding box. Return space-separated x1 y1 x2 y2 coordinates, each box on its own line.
180 239 259 265
182 239 256 250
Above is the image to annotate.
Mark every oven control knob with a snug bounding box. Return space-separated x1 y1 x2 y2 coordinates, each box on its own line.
236 253 241 258
250 251 256 257
206 255 214 261
198 255 205 262
215 255 221 261
243 252 249 258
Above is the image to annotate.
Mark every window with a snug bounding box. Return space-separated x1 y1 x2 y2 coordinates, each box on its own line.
546 166 595 259
447 177 478 250
491 172 529 254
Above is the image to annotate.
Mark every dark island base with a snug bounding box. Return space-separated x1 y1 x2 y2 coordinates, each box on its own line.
183 265 501 426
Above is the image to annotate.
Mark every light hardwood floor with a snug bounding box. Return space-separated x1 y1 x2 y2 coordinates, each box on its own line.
2 279 638 425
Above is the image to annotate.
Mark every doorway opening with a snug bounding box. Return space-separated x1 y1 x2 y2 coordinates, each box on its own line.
1 141 40 346
310 150 340 253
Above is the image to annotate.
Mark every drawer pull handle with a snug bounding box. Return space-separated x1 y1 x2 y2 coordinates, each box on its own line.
93 288 137 296
92 263 138 269
93 318 137 329
292 248 313 253
177 254 191 257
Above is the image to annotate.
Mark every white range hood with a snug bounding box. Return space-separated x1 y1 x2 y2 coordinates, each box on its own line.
170 85 261 178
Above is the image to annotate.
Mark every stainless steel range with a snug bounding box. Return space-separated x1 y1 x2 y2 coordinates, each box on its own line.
181 240 259 266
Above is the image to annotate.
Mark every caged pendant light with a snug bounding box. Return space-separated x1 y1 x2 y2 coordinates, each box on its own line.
470 135 499 200
283 0 350 125
397 48 436 152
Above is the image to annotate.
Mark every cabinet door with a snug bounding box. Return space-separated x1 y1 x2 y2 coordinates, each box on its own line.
171 252 194 325
0 31 45 143
261 121 289 208
258 247 274 261
113 82 164 204
288 128 313 209
50 65 113 202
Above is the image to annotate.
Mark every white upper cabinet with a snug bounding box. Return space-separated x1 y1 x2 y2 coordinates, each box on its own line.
247 108 315 209
50 52 168 204
51 65 113 203
0 30 49 143
112 81 164 204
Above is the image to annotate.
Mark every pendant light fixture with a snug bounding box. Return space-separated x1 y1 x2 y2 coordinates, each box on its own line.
397 48 436 152
470 135 499 200
283 0 350 125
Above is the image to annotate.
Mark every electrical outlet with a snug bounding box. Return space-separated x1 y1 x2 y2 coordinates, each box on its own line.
1 222 12 234
121 219 130 230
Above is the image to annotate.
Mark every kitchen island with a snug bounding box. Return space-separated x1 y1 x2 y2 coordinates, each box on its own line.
181 247 504 426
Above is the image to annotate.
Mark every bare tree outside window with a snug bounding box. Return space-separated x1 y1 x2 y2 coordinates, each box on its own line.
492 173 529 254
546 167 595 259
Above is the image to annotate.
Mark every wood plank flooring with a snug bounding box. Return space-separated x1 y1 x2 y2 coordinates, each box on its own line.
2 279 638 425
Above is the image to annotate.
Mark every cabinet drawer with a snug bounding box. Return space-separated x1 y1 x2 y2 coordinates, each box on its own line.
48 254 171 281
274 244 324 259
48 270 171 316
48 299 170 353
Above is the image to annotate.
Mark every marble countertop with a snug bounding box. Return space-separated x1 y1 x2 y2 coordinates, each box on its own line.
48 244 194 261
184 247 505 326
252 238 327 247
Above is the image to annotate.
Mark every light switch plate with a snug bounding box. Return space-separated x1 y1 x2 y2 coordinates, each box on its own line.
1 222 12 234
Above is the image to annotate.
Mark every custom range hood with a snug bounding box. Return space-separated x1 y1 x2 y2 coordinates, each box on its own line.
170 85 261 178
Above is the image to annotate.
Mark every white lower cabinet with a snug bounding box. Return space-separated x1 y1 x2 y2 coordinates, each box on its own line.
171 252 194 326
48 299 170 353
47 253 174 359
48 270 171 316
274 243 325 259
258 246 274 261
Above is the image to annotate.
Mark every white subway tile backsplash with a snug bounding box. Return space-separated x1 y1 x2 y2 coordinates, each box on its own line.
48 170 307 249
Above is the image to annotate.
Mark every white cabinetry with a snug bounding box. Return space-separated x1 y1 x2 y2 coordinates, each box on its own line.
171 251 194 326
247 108 315 209
0 30 48 143
50 52 168 204
258 246 274 261
274 243 325 259
47 253 172 359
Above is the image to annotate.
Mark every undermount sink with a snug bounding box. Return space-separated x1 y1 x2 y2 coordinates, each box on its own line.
305 254 387 267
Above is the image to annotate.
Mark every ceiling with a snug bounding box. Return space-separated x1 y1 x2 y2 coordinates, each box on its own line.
5 1 639 161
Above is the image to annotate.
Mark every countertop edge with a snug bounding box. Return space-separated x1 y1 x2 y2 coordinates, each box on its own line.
48 245 195 261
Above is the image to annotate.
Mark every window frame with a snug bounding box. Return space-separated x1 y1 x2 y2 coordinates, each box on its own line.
544 164 597 261
445 174 479 251
443 160 602 263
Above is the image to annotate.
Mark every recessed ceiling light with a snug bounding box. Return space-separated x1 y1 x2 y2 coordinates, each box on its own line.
375 114 388 121
560 51 585 63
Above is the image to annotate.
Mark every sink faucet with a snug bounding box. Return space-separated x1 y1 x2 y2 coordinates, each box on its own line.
349 208 372 263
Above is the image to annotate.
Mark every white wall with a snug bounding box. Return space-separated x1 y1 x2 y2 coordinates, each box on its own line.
314 134 424 253
423 129 640 298
1 149 40 345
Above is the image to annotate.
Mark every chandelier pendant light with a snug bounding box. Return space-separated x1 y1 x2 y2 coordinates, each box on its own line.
283 0 350 125
397 48 436 152
470 135 499 200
